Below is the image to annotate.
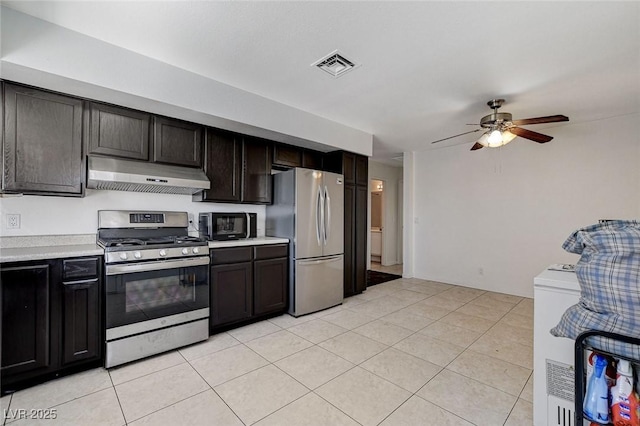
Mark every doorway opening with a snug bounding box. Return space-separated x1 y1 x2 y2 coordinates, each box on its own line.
369 178 403 276
370 179 384 266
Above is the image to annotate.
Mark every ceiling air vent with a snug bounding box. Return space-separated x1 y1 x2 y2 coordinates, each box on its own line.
312 50 359 78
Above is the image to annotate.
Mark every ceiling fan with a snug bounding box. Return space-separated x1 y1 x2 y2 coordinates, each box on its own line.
431 99 569 151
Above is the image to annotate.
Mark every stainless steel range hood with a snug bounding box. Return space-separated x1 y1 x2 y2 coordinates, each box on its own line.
87 156 210 195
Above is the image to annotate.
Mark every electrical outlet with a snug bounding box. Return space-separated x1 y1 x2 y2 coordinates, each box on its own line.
7 214 20 229
478 267 484 276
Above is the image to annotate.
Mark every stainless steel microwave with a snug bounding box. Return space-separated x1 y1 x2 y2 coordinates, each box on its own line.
199 212 257 241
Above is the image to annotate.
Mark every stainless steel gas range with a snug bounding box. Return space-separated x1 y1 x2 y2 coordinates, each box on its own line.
97 210 209 368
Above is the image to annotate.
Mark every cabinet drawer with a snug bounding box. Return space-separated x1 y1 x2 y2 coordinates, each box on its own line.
210 247 252 264
63 258 100 280
254 244 288 260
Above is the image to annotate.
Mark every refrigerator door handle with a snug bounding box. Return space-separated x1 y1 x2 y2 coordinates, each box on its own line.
319 185 325 246
316 185 323 246
324 185 331 245
297 256 342 265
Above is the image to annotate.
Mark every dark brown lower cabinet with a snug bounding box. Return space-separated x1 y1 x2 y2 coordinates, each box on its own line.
1 257 102 395
1 263 52 378
254 257 287 316
210 244 288 332
210 262 253 328
62 278 101 365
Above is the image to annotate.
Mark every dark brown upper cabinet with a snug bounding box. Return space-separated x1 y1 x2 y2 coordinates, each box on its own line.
88 102 150 161
272 143 302 169
242 137 272 204
355 154 368 186
2 83 84 196
272 144 324 171
194 129 242 202
89 103 204 168
302 149 323 170
195 131 272 204
153 116 203 168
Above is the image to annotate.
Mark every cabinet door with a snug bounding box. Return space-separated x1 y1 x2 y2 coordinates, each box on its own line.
62 278 101 365
89 102 150 160
1 264 51 377
195 129 242 202
343 184 355 297
355 155 369 186
354 185 368 294
273 143 302 169
3 84 83 195
242 137 272 204
153 116 203 167
342 152 356 184
355 154 369 187
302 149 323 170
210 262 253 329
254 258 288 316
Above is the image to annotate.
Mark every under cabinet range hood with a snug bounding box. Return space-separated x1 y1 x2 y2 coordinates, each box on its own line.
87 156 210 195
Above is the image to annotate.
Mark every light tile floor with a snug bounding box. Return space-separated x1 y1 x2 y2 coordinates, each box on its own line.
1 278 533 426
369 262 403 276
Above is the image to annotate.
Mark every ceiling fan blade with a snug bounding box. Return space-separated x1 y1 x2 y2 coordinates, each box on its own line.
511 115 569 126
430 129 481 144
470 142 484 151
509 126 554 143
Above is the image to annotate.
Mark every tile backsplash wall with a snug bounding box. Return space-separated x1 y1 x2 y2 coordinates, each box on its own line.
0 190 266 237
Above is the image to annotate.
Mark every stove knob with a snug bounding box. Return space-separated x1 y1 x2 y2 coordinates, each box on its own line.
119 253 128 260
182 248 189 255
192 247 200 254
159 249 167 257
134 251 142 259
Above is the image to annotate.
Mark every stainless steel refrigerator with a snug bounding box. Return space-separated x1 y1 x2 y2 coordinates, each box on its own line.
266 168 344 317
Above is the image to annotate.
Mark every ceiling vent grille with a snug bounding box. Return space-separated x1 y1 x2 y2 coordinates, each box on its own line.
312 50 359 78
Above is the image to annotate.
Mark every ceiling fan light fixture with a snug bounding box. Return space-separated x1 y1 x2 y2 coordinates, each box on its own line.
478 129 517 148
488 129 503 145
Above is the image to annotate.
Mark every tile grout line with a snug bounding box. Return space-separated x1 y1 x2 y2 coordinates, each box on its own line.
365 283 530 424
1 394 12 426
185 356 247 426
107 370 128 425
409 289 529 424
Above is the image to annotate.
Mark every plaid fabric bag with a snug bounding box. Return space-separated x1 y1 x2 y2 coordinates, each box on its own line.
550 220 640 359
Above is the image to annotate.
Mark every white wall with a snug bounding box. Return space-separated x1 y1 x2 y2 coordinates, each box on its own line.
402 152 415 278
368 160 403 268
0 190 265 238
409 114 640 297
0 6 372 156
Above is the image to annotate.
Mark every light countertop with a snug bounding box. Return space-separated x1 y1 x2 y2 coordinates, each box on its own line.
0 234 103 263
0 235 289 263
208 237 289 249
0 244 104 263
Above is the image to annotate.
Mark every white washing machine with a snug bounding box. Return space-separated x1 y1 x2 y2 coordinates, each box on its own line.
533 267 590 426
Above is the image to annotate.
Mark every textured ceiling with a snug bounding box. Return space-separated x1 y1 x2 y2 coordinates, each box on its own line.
4 1 640 162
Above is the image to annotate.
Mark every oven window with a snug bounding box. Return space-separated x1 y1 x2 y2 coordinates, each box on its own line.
106 264 209 329
126 274 196 312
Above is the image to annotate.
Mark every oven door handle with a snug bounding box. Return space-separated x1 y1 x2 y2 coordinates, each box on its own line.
105 257 210 275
